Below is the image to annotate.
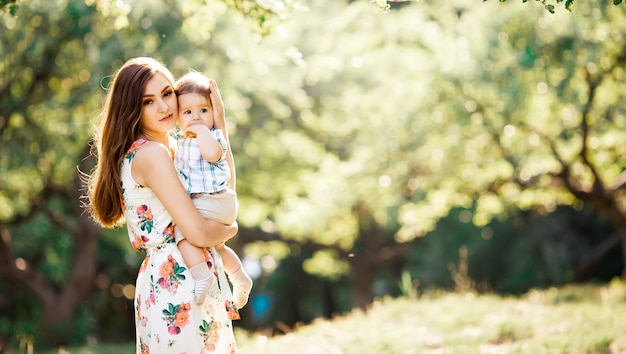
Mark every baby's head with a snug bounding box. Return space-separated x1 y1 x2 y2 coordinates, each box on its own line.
175 71 214 131
176 71 211 98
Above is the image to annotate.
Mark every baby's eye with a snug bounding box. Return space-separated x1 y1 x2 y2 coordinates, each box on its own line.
200 108 209 113
183 110 192 115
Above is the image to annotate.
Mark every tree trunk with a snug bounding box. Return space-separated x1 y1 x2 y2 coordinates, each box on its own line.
573 231 622 282
39 295 77 347
622 236 626 279
0 149 100 347
350 259 375 310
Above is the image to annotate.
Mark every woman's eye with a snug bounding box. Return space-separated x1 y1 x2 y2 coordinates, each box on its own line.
143 99 153 106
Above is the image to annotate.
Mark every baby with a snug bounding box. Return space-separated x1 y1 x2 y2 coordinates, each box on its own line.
173 71 252 309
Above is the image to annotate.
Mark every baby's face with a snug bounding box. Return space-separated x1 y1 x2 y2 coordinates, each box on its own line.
177 92 214 131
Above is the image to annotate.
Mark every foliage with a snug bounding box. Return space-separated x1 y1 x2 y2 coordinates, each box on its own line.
0 0 17 15
0 0 298 31
2 0 625 18
225 0 626 287
408 206 619 295
485 0 624 13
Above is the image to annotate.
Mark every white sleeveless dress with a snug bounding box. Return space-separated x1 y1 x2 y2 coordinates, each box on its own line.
121 139 239 354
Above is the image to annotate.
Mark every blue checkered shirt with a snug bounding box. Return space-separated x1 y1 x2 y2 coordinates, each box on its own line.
174 128 230 194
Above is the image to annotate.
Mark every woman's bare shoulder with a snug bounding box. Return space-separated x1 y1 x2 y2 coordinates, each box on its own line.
131 141 175 185
133 141 171 161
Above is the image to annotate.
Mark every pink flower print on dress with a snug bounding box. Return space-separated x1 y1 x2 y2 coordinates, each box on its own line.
160 259 174 278
174 310 189 328
137 205 154 233
149 291 156 306
136 294 142 320
204 342 216 352
199 319 224 351
138 337 149 354
137 294 149 328
163 223 176 244
126 139 148 162
139 255 150 273
132 234 150 251
225 300 240 320
156 255 187 294
162 302 191 335
227 343 236 354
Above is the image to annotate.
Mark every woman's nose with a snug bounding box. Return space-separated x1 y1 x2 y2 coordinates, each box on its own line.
157 99 168 113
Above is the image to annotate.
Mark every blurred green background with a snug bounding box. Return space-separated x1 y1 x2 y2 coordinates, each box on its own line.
1 0 625 350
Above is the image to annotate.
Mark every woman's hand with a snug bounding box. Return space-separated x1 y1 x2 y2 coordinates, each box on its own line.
209 79 226 130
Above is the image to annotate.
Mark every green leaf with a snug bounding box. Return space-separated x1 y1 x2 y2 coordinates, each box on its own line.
566 0 574 11
545 4 555 13
614 0 623 5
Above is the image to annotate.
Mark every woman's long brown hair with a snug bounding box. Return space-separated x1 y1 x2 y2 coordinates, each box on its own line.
87 57 175 228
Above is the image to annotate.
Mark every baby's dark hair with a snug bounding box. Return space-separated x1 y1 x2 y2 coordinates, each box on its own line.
176 71 211 98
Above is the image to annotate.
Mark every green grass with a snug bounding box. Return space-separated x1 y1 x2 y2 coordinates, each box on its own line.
27 279 626 354
236 279 626 354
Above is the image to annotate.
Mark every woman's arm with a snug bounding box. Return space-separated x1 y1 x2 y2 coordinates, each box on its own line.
132 142 237 247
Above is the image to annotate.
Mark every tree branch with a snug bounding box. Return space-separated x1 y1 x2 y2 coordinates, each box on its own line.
236 227 353 259
0 223 57 305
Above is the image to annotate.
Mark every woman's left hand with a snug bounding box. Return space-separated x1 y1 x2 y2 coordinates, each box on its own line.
209 79 226 129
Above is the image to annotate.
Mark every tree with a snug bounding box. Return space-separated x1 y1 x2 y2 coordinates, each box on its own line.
207 0 626 310
0 0 103 345
400 1 626 277
0 0 198 346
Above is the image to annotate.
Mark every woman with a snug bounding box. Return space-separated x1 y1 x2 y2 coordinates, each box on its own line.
88 57 239 353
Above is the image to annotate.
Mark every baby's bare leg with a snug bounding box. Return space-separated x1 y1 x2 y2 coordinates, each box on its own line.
178 239 208 267
215 242 241 274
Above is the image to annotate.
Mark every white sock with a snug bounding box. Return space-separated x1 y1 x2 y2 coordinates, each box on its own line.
229 267 253 309
190 263 215 305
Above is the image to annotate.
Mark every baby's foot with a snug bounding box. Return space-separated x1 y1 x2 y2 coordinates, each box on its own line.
194 273 216 305
190 263 215 305
230 268 253 309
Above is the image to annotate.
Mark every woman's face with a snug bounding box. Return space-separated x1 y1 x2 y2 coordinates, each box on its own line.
140 72 178 138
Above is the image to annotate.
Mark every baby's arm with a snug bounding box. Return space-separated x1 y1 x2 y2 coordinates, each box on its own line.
186 124 222 163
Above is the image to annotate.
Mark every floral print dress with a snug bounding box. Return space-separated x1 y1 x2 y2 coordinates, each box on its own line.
121 139 239 354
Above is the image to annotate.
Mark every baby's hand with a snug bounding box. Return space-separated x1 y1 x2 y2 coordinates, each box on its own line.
184 124 211 139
